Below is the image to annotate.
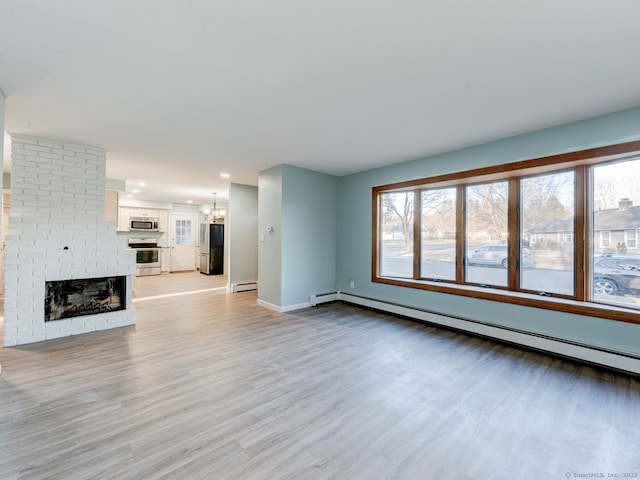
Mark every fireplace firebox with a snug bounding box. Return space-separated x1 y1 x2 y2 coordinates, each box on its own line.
45 276 126 322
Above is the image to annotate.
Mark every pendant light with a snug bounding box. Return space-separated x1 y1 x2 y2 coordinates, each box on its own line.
212 192 225 223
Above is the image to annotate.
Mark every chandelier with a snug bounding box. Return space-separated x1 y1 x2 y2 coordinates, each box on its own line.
203 193 225 223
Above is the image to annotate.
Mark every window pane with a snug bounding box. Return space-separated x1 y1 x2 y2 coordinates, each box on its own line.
592 159 640 309
380 192 414 277
626 230 637 249
175 219 192 245
520 170 575 295
465 182 508 287
421 188 456 280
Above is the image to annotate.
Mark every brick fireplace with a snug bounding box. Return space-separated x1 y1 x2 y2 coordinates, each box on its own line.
3 134 136 347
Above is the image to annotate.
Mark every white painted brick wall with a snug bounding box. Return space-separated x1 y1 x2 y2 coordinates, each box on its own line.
4 134 136 347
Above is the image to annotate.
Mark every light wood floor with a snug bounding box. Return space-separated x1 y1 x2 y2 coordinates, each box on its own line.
132 270 229 299
1 272 639 479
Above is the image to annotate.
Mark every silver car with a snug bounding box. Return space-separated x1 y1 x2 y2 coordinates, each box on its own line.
467 244 535 269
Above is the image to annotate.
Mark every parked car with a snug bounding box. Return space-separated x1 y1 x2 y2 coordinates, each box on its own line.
593 255 640 296
467 244 535 269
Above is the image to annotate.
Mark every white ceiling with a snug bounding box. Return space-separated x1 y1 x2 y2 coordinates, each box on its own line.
2 1 640 206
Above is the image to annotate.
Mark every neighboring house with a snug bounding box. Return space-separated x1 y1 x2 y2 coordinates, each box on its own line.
527 217 574 251
528 198 640 254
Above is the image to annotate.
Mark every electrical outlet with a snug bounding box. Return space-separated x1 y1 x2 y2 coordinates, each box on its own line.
349 280 355 289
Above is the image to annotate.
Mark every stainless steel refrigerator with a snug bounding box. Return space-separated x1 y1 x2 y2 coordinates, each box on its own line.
199 223 224 275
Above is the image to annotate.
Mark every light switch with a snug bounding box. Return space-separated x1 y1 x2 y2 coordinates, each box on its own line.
259 234 265 242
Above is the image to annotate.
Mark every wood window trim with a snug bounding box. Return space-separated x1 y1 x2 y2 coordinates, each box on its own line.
372 140 640 325
373 275 640 324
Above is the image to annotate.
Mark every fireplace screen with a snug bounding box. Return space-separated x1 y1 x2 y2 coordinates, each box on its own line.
45 276 126 322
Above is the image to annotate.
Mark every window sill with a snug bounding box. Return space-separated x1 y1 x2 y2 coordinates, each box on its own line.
373 276 640 325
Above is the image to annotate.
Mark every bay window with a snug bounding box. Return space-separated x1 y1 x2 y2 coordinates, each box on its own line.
373 141 640 323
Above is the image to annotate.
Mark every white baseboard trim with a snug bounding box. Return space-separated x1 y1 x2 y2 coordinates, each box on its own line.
257 291 339 313
280 301 312 312
337 292 640 375
257 299 311 313
256 299 281 312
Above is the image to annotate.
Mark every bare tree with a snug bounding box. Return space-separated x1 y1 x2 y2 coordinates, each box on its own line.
521 172 574 230
593 163 640 210
593 175 620 210
382 192 414 252
620 172 640 207
422 188 455 239
467 182 508 241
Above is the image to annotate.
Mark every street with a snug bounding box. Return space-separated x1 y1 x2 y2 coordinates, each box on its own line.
380 243 640 307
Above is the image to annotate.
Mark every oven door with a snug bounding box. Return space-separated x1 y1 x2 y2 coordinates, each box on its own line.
135 248 161 276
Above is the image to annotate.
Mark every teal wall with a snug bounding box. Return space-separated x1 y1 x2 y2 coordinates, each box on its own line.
258 166 283 307
258 164 338 309
228 183 258 287
336 107 640 356
281 165 337 307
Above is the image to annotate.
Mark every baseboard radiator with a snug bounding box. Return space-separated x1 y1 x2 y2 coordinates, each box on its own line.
311 291 640 375
309 292 339 306
232 282 258 293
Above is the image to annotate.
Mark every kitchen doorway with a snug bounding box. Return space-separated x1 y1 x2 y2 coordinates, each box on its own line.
169 213 197 271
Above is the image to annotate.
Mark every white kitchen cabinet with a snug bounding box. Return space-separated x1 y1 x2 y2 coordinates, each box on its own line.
129 208 159 218
158 209 168 233
161 247 171 273
117 207 130 231
117 207 169 232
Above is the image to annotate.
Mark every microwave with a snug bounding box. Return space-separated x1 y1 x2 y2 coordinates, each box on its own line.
130 217 160 231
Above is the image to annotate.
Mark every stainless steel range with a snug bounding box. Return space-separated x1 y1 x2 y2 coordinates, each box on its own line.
128 238 161 276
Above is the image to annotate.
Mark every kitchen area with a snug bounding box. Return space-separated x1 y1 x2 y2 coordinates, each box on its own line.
119 207 171 276
103 183 258 300
113 201 226 279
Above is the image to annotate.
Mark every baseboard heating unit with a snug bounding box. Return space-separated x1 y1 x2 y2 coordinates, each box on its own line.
310 291 640 376
309 292 339 307
232 282 258 293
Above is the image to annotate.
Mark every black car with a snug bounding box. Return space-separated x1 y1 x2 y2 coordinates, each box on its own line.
593 255 640 296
